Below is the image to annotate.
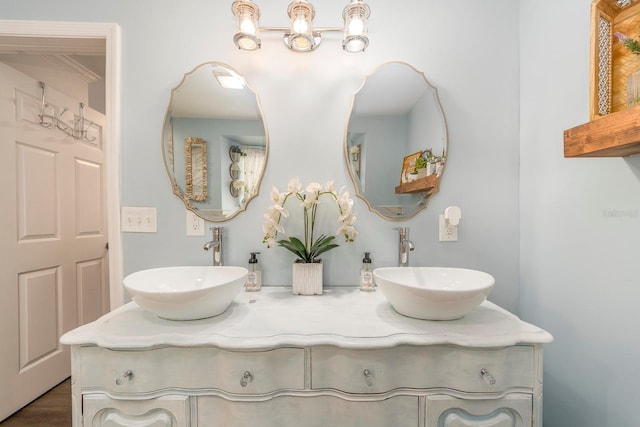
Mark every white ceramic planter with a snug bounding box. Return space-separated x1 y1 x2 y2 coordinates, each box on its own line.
292 262 323 295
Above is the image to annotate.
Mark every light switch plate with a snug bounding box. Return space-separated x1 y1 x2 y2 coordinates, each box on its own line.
121 207 157 233
186 210 205 236
439 214 458 242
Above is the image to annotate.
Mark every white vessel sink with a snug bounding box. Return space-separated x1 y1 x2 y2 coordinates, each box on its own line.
123 266 248 320
373 267 495 320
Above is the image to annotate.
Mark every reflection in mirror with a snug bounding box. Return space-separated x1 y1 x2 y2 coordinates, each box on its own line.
229 163 241 180
230 145 242 163
230 180 241 198
345 62 448 220
185 137 207 201
163 62 268 221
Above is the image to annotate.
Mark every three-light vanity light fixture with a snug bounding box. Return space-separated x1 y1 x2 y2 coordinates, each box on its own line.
232 0 371 53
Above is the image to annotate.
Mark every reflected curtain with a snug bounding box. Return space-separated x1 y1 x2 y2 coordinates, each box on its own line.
242 146 265 196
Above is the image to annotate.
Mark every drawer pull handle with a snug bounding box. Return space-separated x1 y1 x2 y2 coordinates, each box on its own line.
240 371 253 387
480 368 496 385
363 369 374 386
115 370 133 385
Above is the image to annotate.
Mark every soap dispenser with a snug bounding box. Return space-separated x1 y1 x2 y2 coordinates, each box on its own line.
359 252 375 292
245 252 262 292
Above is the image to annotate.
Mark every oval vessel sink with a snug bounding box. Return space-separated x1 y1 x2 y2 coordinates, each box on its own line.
123 266 248 320
373 267 495 320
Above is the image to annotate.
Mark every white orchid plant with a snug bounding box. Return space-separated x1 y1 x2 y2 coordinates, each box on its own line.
263 178 358 263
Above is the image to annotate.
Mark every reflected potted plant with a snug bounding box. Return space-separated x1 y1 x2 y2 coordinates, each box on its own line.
413 156 428 179
615 31 640 106
263 178 358 295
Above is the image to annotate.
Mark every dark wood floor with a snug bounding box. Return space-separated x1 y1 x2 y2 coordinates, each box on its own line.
1 379 72 426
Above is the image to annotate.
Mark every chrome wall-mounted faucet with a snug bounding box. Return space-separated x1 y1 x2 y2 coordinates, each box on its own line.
394 227 415 267
203 227 223 266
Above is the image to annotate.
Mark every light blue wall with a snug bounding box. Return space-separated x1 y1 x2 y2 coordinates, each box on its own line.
348 115 406 207
408 91 446 159
520 0 640 425
3 0 521 311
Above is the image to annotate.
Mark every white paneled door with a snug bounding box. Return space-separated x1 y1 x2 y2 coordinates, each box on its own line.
0 61 109 420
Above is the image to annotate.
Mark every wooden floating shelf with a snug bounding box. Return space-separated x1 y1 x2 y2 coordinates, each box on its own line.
564 105 640 157
565 0 640 158
395 174 439 194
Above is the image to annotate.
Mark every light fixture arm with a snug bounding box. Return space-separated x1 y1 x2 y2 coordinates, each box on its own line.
258 26 343 33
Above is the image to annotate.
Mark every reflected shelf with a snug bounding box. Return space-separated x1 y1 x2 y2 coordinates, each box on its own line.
394 174 439 195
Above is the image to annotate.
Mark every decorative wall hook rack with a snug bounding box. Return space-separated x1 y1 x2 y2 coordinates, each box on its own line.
38 81 96 142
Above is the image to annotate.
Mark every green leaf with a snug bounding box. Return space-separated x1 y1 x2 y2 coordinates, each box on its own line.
308 235 330 253
308 235 339 261
278 235 341 263
313 243 339 259
278 237 311 262
624 38 640 55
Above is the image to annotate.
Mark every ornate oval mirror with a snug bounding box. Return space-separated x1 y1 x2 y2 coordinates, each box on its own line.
163 62 268 221
344 62 448 220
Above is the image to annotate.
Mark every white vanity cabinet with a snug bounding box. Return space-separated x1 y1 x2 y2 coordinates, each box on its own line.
61 287 552 427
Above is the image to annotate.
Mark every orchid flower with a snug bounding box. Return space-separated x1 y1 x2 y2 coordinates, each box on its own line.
262 178 358 263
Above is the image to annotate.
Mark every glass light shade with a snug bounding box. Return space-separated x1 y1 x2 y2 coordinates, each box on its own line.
285 32 320 52
232 0 261 51
342 0 370 53
285 0 318 52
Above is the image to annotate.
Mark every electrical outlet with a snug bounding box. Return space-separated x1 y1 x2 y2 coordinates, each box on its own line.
186 210 205 236
121 207 157 233
439 214 458 242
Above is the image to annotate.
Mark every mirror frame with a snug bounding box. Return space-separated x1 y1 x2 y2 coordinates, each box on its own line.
344 61 449 221
162 62 269 222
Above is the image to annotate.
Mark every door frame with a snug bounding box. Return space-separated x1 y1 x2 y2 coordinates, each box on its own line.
0 20 123 309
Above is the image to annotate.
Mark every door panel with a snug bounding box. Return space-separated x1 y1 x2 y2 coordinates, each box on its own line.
16 142 58 240
18 267 62 371
75 158 103 235
0 60 109 420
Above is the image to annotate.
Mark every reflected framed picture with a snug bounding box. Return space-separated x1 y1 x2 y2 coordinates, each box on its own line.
185 136 208 201
400 151 423 184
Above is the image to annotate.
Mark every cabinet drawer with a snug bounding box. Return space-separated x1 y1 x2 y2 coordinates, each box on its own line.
197 395 419 427
82 394 190 427
77 346 305 394
425 393 533 426
311 345 534 394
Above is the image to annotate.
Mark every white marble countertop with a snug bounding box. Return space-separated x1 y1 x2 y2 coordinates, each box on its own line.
60 287 553 350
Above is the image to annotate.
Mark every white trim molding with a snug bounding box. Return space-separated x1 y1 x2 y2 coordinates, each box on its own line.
0 20 124 310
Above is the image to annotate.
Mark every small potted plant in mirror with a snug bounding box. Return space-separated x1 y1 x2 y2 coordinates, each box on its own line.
263 178 358 295
414 150 433 179
614 31 640 107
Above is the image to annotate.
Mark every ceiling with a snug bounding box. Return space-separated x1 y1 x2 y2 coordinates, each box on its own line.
0 35 105 81
353 63 432 116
